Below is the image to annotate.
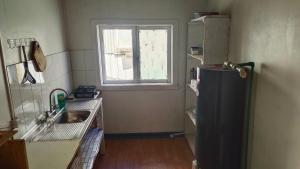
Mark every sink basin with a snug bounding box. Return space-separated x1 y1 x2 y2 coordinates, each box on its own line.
55 110 91 124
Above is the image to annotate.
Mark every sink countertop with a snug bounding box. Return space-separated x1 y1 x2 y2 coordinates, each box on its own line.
34 98 102 141
26 98 102 169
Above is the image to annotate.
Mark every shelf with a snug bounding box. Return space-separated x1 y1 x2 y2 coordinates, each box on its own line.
70 128 104 169
185 110 196 156
188 53 203 61
186 110 196 126
188 54 204 65
186 134 196 155
187 84 199 96
190 15 229 22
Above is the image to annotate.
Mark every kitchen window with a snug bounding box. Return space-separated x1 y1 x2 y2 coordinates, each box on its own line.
97 24 173 86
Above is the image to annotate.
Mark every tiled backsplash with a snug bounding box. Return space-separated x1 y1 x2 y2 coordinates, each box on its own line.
70 49 100 88
6 51 73 138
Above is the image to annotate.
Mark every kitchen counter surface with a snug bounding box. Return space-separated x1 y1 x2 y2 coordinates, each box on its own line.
26 98 102 169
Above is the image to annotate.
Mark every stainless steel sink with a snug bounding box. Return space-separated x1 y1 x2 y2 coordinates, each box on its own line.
55 110 91 124
23 110 92 142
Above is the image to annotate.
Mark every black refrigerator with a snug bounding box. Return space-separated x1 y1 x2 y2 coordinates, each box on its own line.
195 66 250 169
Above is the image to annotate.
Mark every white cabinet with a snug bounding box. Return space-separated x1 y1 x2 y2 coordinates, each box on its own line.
184 15 230 155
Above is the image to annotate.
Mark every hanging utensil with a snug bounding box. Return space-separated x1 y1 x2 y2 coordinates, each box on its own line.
21 46 36 84
31 41 47 72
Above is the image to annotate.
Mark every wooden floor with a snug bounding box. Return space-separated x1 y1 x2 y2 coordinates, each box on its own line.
93 137 194 169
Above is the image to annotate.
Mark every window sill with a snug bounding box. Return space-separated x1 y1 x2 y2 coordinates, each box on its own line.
99 83 178 91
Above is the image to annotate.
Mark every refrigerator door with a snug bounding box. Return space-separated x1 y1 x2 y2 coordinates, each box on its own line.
196 67 248 169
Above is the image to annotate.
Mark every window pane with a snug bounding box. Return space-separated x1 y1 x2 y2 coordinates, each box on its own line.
139 29 168 80
102 29 133 81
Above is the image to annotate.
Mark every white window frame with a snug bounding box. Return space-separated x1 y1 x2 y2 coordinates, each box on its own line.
97 24 173 86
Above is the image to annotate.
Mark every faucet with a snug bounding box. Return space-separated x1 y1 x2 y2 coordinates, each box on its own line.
48 88 69 118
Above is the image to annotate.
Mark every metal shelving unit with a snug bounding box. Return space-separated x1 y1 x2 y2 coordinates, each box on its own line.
184 15 230 157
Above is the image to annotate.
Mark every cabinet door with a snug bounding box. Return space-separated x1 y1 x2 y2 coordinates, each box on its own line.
187 23 204 50
203 18 230 64
0 139 29 169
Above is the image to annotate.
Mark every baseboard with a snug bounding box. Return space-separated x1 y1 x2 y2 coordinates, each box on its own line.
105 132 184 139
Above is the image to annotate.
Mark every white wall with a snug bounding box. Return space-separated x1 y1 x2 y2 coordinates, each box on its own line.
0 1 11 128
208 0 300 169
1 0 66 65
0 0 70 130
63 0 206 133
